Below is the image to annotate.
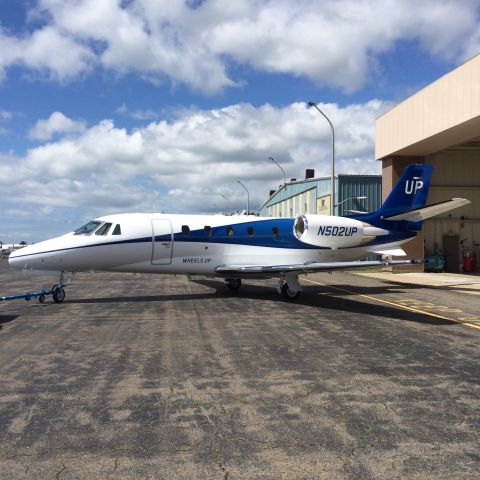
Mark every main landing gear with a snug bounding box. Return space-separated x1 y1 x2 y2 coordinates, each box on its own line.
278 274 302 300
223 274 302 300
225 278 242 290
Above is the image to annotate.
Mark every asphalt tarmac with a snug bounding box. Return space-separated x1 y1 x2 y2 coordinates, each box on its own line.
0 259 479 479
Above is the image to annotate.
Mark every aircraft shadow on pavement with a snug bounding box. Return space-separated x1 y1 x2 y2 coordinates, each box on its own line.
0 315 19 327
194 280 457 325
189 279 457 326
64 278 456 326
67 292 220 304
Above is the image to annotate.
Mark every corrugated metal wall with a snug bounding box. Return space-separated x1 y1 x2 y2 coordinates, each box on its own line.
336 175 382 217
258 175 382 217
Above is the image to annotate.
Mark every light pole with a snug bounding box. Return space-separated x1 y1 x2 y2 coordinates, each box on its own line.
307 101 335 216
268 156 286 187
237 180 250 214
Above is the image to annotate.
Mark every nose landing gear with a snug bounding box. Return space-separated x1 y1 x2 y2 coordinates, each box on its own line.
50 271 74 303
52 284 66 303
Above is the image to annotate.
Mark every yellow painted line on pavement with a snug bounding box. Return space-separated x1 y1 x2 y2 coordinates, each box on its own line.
301 277 479 331
463 323 480 330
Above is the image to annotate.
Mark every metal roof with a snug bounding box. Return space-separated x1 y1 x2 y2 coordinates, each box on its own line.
257 174 381 216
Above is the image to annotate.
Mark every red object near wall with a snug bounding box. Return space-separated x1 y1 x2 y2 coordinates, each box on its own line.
463 255 476 272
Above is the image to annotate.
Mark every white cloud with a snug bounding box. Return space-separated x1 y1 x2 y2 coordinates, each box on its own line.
29 111 87 140
116 103 158 121
0 100 390 234
0 25 94 82
0 1 479 92
0 110 13 120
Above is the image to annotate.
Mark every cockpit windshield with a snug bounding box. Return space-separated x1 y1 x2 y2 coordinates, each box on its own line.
74 220 102 235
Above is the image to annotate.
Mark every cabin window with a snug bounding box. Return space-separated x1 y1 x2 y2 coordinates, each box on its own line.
74 220 101 235
95 222 112 236
226 226 234 237
204 226 212 236
112 224 121 235
181 225 190 235
272 227 280 239
247 226 255 237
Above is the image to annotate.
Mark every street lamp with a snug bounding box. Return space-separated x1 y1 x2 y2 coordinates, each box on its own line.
236 180 250 214
268 156 286 187
307 101 335 216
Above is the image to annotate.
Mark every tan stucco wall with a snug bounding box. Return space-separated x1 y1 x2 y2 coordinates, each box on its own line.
376 55 480 159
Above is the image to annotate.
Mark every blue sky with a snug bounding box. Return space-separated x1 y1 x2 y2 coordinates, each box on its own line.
1 0 479 243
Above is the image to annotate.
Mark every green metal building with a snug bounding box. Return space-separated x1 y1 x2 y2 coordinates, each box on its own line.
257 170 381 217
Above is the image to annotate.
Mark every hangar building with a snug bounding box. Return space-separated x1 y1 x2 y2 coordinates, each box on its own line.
258 171 381 218
376 54 480 272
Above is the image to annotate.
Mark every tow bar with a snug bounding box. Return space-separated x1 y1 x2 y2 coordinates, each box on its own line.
0 284 66 303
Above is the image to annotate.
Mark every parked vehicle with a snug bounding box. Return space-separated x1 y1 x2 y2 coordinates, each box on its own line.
1 248 13 259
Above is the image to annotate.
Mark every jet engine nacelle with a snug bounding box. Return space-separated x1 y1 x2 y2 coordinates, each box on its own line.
293 214 365 249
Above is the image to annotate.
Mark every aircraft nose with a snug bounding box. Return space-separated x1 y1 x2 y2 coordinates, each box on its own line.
8 244 39 270
8 247 25 269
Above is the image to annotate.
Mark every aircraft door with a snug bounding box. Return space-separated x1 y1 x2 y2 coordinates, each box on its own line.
151 219 173 265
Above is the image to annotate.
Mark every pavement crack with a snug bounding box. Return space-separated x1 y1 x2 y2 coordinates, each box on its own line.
212 431 229 480
163 380 179 421
204 409 229 480
54 463 66 480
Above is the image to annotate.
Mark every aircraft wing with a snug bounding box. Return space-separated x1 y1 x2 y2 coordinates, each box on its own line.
383 198 470 222
215 259 422 276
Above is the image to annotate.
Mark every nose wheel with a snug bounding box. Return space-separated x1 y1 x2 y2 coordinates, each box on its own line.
52 285 66 303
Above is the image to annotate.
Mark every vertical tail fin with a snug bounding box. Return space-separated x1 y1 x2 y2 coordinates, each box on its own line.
379 164 432 217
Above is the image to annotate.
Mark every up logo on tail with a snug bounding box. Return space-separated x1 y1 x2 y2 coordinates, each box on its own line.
405 176 424 195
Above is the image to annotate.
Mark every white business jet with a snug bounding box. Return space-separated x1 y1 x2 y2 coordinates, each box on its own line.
9 165 469 302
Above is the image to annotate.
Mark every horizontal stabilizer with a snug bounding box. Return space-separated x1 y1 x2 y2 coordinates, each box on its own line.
383 198 470 222
216 258 423 276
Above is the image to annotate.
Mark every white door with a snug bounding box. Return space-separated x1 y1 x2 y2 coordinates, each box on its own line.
151 219 173 265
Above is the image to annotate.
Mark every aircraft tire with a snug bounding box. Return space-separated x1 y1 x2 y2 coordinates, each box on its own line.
53 287 65 303
38 294 46 303
226 278 241 290
281 282 300 300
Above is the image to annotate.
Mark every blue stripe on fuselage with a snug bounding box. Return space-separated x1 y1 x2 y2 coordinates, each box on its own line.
172 218 320 249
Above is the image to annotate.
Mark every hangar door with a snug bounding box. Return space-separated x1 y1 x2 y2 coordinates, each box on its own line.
424 151 480 273
151 219 173 265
